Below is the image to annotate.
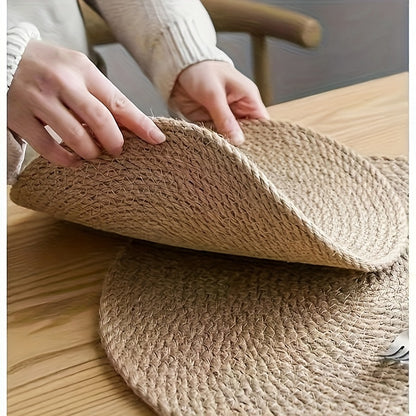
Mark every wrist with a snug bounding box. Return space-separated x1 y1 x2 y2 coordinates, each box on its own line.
148 10 234 101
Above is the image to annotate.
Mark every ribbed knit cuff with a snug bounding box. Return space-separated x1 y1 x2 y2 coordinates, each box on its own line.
150 18 234 102
7 22 41 90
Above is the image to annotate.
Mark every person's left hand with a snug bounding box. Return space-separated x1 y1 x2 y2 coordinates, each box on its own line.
169 61 269 145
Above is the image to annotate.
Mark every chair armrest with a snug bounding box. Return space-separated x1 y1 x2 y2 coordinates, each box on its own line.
202 0 321 48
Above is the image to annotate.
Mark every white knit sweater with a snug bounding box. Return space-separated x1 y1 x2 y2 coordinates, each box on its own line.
7 0 233 184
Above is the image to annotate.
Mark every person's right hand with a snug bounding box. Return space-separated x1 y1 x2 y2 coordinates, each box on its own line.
7 39 166 167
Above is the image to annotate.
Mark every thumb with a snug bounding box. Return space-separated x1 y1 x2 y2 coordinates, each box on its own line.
204 93 245 146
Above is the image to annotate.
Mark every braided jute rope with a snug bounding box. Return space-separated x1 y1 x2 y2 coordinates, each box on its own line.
10 118 407 271
10 119 408 414
99 156 408 416
100 159 408 416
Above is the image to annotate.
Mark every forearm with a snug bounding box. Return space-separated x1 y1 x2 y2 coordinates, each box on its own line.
91 0 233 101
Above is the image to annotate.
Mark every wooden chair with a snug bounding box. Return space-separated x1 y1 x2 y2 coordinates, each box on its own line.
79 0 322 106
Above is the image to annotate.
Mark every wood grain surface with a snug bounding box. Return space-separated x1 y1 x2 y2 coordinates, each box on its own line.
7 73 408 416
268 72 408 157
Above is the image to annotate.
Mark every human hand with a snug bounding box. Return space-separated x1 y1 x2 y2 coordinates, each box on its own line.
169 61 269 145
7 40 166 167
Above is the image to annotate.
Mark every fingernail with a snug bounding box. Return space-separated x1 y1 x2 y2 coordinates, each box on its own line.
149 128 166 144
229 131 245 146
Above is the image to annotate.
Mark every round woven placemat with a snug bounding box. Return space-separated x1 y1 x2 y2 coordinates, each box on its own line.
10 118 407 271
100 157 408 416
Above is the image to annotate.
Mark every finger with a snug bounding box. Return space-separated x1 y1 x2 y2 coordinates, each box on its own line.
61 85 124 156
18 119 82 167
230 98 270 120
34 98 102 160
246 87 270 119
202 91 245 146
227 82 270 120
85 70 166 145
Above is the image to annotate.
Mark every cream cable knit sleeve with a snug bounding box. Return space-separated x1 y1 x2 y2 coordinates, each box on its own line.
91 0 234 101
7 23 41 90
7 22 41 185
7 1 233 184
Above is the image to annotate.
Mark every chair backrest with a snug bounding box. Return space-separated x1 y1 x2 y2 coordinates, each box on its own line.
79 0 322 106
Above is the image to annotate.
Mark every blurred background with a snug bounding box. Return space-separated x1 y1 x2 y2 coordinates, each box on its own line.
95 0 409 115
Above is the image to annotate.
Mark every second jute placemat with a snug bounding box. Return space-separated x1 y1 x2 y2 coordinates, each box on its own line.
99 156 408 416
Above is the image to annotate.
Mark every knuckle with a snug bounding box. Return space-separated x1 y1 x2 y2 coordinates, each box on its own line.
35 71 61 94
35 68 78 96
76 100 109 130
89 105 108 129
67 123 86 143
69 50 91 67
109 93 128 114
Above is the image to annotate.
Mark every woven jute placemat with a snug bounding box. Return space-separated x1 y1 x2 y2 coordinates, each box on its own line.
10 118 407 271
10 118 408 415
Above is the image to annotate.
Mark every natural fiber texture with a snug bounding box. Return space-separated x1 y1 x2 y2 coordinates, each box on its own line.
10 118 407 271
99 156 408 416
10 118 408 414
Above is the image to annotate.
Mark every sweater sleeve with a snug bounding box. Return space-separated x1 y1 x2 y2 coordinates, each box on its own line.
7 22 41 90
7 22 41 185
90 0 234 101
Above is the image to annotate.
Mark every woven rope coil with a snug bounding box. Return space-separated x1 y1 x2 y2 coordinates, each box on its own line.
10 119 408 415
99 156 408 416
10 118 408 271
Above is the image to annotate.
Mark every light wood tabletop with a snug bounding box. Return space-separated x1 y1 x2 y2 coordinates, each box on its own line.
7 72 408 416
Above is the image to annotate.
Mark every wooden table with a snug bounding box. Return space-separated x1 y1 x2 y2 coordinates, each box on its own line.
7 73 408 416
